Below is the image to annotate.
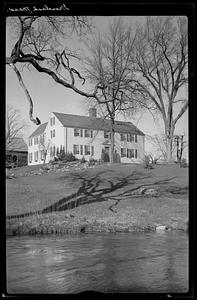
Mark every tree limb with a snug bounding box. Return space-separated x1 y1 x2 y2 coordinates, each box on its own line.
9 63 41 125
173 101 188 126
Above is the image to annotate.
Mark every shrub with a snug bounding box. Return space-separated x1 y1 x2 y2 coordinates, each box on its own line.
58 151 76 162
180 158 188 168
42 165 50 171
80 156 86 163
56 147 60 157
143 155 154 169
114 150 121 163
88 156 97 166
101 148 110 163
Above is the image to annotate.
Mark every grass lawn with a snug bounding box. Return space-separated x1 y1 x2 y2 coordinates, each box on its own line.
6 163 189 235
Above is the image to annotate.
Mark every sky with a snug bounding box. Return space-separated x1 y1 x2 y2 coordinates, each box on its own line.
6 16 188 156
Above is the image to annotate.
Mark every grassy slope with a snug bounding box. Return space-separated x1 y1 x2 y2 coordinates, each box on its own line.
6 163 189 234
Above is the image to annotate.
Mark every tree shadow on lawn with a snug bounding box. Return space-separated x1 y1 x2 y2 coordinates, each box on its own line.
7 169 180 219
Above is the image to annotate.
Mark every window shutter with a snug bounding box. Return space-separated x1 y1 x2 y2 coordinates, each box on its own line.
91 146 94 156
135 135 138 143
131 149 134 158
135 149 137 158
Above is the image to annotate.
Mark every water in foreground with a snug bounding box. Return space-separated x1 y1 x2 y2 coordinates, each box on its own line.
6 231 188 294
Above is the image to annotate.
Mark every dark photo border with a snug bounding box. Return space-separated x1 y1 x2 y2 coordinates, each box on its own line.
2 1 196 299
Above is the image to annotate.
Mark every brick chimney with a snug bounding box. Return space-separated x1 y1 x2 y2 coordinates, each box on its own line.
89 108 97 118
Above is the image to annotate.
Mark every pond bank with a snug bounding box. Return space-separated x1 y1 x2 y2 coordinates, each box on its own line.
6 197 188 236
6 220 188 237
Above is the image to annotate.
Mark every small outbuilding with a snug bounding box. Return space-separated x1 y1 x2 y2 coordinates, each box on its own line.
6 137 28 167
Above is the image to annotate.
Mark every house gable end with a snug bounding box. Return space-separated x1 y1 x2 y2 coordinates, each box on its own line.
29 122 48 139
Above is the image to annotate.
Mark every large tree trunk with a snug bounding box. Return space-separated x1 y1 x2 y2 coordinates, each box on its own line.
110 129 115 164
166 136 173 162
165 119 175 163
110 120 115 164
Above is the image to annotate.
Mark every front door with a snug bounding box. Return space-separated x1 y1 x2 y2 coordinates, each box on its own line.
104 146 110 155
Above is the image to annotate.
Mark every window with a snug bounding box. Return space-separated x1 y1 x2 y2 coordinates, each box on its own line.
104 131 110 139
135 149 137 159
40 150 44 161
85 129 89 137
121 148 126 157
29 153 32 163
80 145 83 155
126 149 133 158
40 134 45 144
34 151 38 162
131 149 135 158
135 135 138 143
85 145 90 155
127 134 134 142
53 129 55 137
128 149 135 158
50 130 53 138
34 137 38 145
50 146 53 156
120 133 127 141
85 129 93 138
74 128 80 136
53 146 56 156
73 144 79 155
91 146 94 156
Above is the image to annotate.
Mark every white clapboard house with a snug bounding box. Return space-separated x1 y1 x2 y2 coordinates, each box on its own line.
28 108 145 165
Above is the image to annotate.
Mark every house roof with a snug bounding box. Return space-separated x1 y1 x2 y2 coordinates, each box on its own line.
53 112 145 136
7 137 28 152
29 122 48 138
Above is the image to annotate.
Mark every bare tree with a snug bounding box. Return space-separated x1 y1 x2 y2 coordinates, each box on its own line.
146 134 176 162
129 16 188 162
6 16 109 125
38 135 51 164
174 134 188 163
84 18 138 163
6 105 26 151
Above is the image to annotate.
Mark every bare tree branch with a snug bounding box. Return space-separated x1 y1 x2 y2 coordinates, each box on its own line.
173 101 188 126
9 63 41 125
6 105 27 150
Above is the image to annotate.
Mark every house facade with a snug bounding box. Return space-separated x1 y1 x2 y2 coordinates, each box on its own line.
28 109 145 165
